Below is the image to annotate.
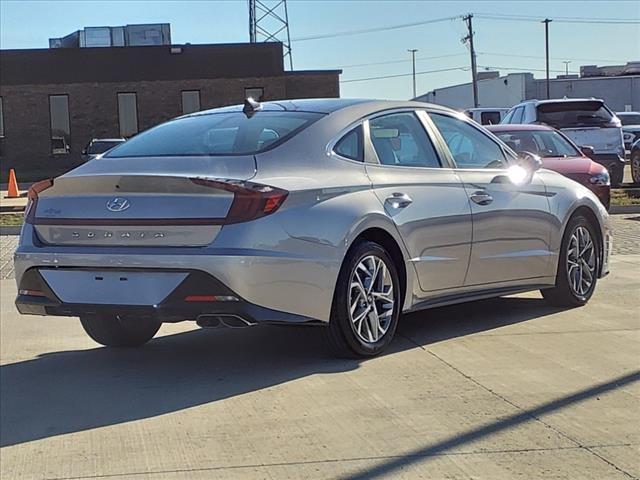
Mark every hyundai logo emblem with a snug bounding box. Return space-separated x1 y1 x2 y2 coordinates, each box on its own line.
106 197 131 212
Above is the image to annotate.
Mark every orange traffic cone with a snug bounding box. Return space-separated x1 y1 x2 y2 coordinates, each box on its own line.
7 169 20 198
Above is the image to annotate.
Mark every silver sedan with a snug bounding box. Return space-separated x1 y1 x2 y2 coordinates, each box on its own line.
15 99 611 357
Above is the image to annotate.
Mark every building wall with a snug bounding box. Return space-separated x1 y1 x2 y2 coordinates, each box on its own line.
417 73 640 113
0 73 340 181
534 76 640 112
415 74 534 109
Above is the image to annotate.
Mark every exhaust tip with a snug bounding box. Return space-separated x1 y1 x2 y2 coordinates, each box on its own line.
196 315 222 329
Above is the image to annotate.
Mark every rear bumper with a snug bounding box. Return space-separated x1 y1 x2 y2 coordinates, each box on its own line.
15 267 322 325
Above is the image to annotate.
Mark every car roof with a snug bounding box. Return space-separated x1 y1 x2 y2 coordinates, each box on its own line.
617 111 640 115
186 98 455 116
92 138 125 142
486 124 554 132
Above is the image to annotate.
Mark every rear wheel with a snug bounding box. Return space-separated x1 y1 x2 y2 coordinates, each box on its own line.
608 163 624 187
80 314 161 347
541 215 599 307
322 241 401 358
631 150 640 185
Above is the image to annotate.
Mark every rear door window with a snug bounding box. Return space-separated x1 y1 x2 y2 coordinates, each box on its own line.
369 112 441 168
512 107 525 124
536 101 614 128
106 111 323 157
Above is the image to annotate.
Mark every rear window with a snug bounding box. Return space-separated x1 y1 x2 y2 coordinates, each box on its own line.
619 114 640 126
536 101 614 128
106 111 323 157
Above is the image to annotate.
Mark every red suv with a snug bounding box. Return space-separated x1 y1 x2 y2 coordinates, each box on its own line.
487 124 611 210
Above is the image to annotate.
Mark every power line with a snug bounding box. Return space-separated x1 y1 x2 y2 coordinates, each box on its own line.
291 15 461 42
340 66 468 84
336 53 468 69
474 13 640 24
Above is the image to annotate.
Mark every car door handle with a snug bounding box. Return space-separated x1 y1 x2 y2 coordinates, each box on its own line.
385 192 413 208
470 191 493 205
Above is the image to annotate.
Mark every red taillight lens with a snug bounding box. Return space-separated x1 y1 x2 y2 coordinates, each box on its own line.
25 179 54 222
191 178 288 224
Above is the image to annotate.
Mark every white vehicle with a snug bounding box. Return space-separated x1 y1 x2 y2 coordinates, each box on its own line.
464 108 508 125
502 99 625 186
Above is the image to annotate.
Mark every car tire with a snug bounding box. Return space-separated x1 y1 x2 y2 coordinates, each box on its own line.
541 214 599 307
608 163 624 187
79 314 161 347
631 151 640 185
322 241 401 358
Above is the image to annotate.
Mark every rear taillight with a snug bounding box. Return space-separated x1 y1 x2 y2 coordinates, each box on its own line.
191 178 288 224
25 179 54 223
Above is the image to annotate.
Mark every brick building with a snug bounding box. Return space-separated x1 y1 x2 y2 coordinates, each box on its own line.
0 42 341 181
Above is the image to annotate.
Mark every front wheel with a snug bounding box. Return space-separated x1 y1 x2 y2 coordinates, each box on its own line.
631 151 640 185
322 241 401 358
541 215 599 307
80 314 161 347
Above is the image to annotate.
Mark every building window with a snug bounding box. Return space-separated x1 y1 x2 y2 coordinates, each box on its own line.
49 95 70 155
245 87 264 102
181 90 201 114
117 92 138 138
0 96 4 138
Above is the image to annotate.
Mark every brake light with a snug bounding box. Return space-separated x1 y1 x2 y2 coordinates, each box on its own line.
191 178 288 224
25 179 54 222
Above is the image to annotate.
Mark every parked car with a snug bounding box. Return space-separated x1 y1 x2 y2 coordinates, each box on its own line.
487 124 611 210
81 138 126 162
463 107 509 125
502 98 625 186
616 111 640 153
15 99 611 358
631 138 640 184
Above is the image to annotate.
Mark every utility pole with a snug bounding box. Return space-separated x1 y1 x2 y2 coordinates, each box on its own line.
463 14 479 108
562 60 571 76
248 0 293 70
408 49 418 99
543 18 552 99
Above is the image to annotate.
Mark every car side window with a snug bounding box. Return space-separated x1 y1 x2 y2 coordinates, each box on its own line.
369 112 440 168
502 108 515 124
429 113 506 169
512 106 524 124
334 125 363 161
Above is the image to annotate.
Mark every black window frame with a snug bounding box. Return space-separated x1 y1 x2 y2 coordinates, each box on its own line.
48 94 71 155
181 90 201 115
117 92 139 138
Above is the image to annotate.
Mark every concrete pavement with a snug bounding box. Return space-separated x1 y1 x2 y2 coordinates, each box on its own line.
1 253 639 479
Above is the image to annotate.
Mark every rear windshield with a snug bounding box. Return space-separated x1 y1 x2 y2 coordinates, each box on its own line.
619 114 640 126
88 140 123 154
106 111 323 157
536 101 614 128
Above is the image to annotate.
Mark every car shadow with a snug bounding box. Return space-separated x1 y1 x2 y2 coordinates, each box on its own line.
1 296 564 447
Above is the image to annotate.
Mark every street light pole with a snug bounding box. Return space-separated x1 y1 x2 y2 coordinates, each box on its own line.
543 18 552 99
563 60 571 76
408 49 418 99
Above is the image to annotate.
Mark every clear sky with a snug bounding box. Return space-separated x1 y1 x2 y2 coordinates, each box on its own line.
1 0 639 100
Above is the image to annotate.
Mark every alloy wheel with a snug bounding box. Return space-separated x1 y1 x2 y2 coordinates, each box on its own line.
566 226 596 297
349 255 395 344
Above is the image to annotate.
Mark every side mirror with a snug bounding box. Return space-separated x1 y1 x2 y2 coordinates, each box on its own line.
507 151 542 185
580 146 595 159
